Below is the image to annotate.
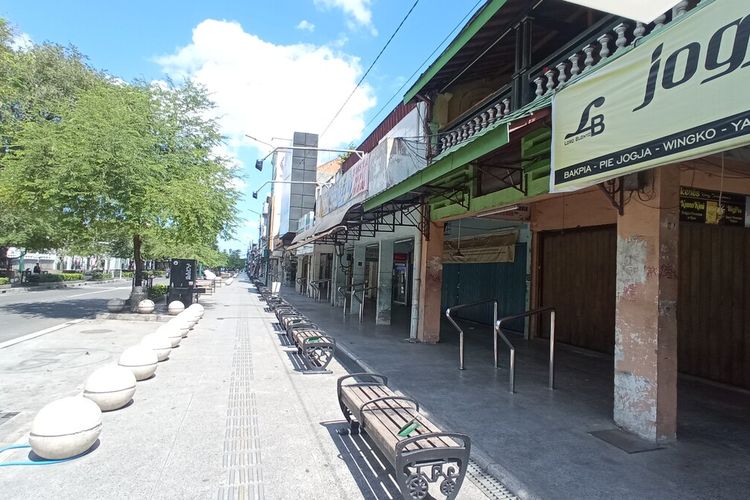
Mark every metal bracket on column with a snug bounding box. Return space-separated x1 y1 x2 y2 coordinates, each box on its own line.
598 178 624 216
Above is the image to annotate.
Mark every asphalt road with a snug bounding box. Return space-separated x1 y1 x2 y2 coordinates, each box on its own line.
0 282 132 344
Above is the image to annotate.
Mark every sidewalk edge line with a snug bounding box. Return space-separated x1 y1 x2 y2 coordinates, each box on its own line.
0 319 86 350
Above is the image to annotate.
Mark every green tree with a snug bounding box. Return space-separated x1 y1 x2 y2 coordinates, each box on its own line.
0 22 102 253
1 78 238 286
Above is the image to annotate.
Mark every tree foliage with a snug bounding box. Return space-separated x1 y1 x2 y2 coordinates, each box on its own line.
0 21 239 283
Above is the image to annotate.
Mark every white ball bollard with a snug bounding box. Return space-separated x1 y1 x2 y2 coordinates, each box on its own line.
141 333 172 362
137 299 155 314
167 300 185 316
168 317 190 338
29 397 102 460
118 345 158 381
106 298 126 313
187 303 204 318
83 365 136 411
177 312 197 328
155 324 182 348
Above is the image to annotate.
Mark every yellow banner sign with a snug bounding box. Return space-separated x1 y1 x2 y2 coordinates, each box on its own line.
551 0 750 192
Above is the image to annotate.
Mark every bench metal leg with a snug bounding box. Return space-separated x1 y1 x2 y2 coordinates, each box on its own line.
299 336 335 373
394 433 471 500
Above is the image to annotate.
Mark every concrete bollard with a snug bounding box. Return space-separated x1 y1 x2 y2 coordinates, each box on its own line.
141 333 172 361
167 301 185 315
156 324 182 347
118 345 158 380
83 365 136 411
137 299 155 314
29 397 102 460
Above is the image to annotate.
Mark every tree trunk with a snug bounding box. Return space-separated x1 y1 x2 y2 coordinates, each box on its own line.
133 234 143 287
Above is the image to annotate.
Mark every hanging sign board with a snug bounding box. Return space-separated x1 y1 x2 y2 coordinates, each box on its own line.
551 0 750 192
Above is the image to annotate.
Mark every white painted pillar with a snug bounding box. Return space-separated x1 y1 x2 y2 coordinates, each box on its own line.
410 236 421 340
376 240 394 325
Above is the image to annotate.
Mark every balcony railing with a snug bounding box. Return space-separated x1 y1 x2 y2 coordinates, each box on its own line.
528 0 695 100
434 0 697 157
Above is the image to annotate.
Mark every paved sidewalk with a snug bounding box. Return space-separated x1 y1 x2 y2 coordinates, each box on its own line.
0 276 488 499
280 290 750 500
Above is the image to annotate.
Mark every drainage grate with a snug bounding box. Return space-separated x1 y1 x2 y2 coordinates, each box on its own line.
467 460 518 500
80 329 113 334
0 412 19 427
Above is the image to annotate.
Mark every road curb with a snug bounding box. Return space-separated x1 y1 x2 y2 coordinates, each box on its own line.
0 319 86 350
0 279 127 295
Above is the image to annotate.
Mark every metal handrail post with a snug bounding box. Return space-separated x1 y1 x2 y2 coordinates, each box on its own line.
493 321 516 393
549 310 556 390
494 306 556 393
359 290 364 323
445 299 499 370
493 302 498 369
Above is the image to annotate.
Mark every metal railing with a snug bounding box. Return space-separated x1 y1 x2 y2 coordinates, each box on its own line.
309 279 331 301
337 285 351 320
495 306 556 394
351 284 377 323
445 300 498 371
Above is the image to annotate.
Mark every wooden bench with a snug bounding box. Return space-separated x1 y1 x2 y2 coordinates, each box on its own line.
195 279 215 295
289 326 335 371
337 373 470 500
272 305 335 372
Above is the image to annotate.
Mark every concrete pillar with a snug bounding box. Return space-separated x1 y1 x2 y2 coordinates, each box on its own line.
417 221 444 343
376 240 394 325
410 236 422 340
350 244 366 315
614 166 679 443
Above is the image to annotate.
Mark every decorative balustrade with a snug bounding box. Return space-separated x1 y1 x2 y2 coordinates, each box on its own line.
434 0 699 156
530 0 696 100
437 89 512 155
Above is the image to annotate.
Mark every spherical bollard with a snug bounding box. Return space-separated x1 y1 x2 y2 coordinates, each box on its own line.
168 318 190 338
118 345 158 380
187 304 204 318
137 299 155 314
83 365 136 411
167 300 185 316
29 397 102 460
141 333 172 361
176 312 197 328
155 324 182 348
106 298 126 313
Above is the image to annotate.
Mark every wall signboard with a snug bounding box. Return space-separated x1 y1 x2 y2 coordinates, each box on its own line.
679 186 749 226
552 0 750 192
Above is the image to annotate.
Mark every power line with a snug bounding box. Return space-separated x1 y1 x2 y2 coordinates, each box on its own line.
362 0 484 134
321 0 421 137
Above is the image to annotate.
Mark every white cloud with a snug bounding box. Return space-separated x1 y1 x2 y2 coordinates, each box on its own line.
296 20 316 32
155 19 376 153
314 0 377 36
10 32 32 51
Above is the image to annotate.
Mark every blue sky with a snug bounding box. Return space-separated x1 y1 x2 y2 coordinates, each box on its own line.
0 0 483 251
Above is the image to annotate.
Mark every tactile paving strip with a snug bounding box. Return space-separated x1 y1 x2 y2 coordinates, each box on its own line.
218 319 264 500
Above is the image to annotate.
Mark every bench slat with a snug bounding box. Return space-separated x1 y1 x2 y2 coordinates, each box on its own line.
353 385 453 450
341 385 458 463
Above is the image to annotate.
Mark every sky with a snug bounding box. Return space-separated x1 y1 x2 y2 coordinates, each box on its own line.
0 0 484 251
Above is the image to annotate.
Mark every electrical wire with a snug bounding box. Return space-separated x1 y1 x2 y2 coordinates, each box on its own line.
321 0 422 137
361 0 484 134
